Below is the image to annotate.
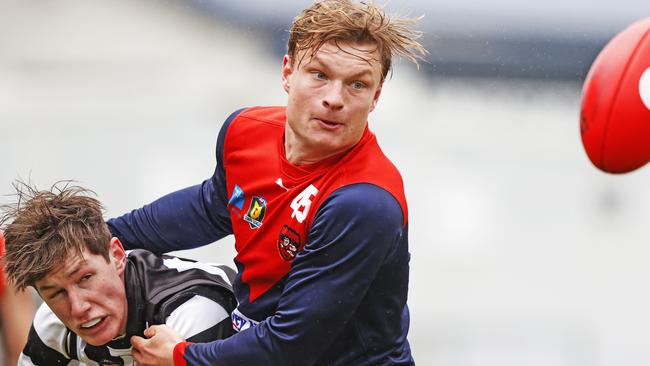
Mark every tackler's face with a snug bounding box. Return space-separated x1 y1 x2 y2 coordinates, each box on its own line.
282 40 384 163
35 238 128 346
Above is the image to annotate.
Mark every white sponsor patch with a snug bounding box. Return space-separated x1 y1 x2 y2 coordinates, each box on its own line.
231 308 259 332
640 67 650 111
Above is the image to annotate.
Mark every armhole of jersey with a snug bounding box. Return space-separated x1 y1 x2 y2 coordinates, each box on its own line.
218 107 247 168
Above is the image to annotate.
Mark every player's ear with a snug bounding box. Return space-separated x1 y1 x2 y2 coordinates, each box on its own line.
369 81 383 113
282 54 293 93
108 237 126 274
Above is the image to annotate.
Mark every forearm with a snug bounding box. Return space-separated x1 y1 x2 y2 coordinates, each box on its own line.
0 286 35 366
108 180 231 253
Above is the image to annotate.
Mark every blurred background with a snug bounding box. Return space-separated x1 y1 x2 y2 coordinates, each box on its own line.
1 0 650 364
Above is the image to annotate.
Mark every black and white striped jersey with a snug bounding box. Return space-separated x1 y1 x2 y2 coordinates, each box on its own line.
18 249 237 366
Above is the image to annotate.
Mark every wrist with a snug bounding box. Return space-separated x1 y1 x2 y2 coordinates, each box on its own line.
173 341 192 366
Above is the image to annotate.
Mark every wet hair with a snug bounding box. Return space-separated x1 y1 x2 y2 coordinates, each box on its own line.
287 0 427 80
0 181 110 290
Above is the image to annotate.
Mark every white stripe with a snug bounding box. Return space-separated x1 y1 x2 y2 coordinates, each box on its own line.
165 295 229 339
162 257 232 285
17 353 36 366
32 302 70 358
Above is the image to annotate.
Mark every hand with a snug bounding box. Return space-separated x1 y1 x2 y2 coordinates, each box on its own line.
131 325 184 366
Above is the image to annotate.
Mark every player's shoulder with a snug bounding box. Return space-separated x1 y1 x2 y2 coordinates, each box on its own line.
319 184 404 225
127 249 234 297
229 106 286 128
30 302 72 358
237 106 285 120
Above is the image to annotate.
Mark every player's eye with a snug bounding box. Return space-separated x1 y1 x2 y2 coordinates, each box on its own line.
351 81 365 90
312 71 326 80
49 289 65 300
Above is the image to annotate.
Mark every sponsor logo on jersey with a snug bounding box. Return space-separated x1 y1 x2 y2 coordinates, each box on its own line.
244 196 267 229
275 177 290 191
278 224 301 261
228 184 245 210
231 308 259 332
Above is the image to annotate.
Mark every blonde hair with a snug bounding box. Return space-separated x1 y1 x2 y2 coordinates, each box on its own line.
288 0 427 79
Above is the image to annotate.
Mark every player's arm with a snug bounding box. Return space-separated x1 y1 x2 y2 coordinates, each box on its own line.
0 284 35 366
107 109 244 253
180 184 406 365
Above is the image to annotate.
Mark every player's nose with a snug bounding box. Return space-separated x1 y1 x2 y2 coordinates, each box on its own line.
322 82 344 111
69 289 91 318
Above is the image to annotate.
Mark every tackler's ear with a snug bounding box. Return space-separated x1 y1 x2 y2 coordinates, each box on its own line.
108 237 126 274
369 81 384 113
282 54 293 94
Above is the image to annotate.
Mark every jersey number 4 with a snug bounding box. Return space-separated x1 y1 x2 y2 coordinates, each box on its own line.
290 184 318 223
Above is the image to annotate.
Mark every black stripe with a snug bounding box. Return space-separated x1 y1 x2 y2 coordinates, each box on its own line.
67 330 78 360
22 325 71 365
186 317 235 343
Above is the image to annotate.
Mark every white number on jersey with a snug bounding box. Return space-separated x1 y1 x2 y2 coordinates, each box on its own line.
290 184 318 223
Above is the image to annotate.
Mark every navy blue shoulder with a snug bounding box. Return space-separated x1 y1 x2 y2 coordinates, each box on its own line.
216 107 247 163
316 183 405 228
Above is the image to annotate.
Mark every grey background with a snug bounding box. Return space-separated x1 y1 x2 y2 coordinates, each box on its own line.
2 1 650 365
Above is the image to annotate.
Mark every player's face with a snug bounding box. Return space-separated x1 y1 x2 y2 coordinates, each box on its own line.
282 40 384 165
35 238 128 346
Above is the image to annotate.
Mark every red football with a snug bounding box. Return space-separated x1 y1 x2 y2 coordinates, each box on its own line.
580 18 650 173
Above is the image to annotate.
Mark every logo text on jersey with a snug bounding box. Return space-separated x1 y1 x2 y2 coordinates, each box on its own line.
232 308 259 332
278 224 302 261
244 196 267 229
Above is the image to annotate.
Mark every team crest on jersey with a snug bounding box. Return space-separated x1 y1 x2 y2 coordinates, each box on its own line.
244 196 267 229
278 224 301 261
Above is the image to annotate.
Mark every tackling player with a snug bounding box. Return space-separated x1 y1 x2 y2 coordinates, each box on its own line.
109 1 427 365
0 182 237 365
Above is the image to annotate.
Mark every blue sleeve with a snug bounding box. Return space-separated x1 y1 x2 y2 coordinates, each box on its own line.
107 109 244 253
183 184 406 365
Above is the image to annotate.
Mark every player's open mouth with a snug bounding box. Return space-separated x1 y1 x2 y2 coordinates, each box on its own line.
316 118 341 128
80 317 105 329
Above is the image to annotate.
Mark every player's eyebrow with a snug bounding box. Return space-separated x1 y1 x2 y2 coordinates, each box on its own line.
309 54 375 79
37 262 84 292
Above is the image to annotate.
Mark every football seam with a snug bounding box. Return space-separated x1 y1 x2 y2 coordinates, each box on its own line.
602 22 650 171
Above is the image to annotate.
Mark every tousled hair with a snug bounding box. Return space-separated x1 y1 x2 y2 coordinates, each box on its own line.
287 0 427 80
0 181 110 290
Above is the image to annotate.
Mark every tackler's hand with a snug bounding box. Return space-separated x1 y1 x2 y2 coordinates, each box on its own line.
131 324 183 366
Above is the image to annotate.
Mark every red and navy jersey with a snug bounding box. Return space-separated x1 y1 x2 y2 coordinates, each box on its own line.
109 106 414 366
